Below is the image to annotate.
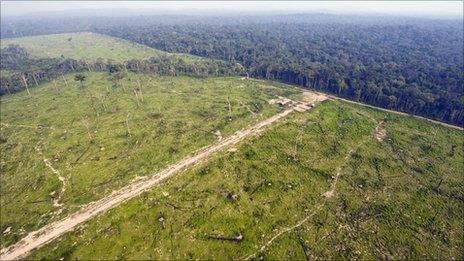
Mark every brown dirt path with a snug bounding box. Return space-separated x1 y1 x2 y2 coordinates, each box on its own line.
0 106 302 260
0 91 329 260
35 144 67 209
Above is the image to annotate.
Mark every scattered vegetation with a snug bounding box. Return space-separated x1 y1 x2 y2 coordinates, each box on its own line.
1 14 462 260
0 73 300 248
28 100 463 259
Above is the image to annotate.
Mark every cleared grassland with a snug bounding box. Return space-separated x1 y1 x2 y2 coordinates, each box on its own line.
27 100 463 259
0 32 198 62
0 73 301 248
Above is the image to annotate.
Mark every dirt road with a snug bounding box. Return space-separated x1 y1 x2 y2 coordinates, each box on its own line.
327 95 463 131
257 78 463 131
0 105 307 260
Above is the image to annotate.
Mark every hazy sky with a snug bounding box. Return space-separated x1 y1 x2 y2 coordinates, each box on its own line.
1 1 463 19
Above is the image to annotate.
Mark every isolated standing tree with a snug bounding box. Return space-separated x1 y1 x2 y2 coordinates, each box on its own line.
74 74 86 89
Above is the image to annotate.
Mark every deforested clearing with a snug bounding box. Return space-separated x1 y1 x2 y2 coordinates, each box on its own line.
1 9 463 260
0 72 301 249
27 100 464 260
1 32 199 62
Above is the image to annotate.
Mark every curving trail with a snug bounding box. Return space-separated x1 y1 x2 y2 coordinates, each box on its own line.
35 144 67 209
242 203 324 260
242 120 383 260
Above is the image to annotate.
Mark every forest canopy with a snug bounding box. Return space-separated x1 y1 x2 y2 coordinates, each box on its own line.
1 14 463 125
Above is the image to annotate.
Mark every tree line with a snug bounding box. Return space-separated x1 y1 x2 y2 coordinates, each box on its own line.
0 44 244 95
1 14 462 125
95 21 463 126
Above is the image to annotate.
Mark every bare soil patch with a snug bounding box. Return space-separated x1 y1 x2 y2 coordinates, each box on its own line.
34 144 67 209
374 123 387 141
301 91 328 103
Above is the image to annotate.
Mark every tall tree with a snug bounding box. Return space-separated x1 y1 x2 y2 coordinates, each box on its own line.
74 74 86 89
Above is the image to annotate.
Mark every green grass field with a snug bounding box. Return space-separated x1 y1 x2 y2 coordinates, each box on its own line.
0 73 301 248
27 100 463 259
2 26 462 260
1 32 199 62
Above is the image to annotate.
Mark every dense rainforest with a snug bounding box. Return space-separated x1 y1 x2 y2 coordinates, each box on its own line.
1 14 463 125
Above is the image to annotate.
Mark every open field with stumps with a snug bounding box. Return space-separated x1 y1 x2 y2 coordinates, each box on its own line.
1 27 463 261
1 32 200 62
0 72 301 248
21 99 463 260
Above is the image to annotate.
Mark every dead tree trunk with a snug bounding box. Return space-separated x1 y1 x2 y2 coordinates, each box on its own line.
292 132 303 161
206 232 243 242
136 79 144 102
433 178 444 192
82 119 92 141
125 113 131 137
4 84 11 94
21 74 31 96
32 73 39 86
61 74 69 87
53 80 59 91
227 97 232 121
133 88 141 106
